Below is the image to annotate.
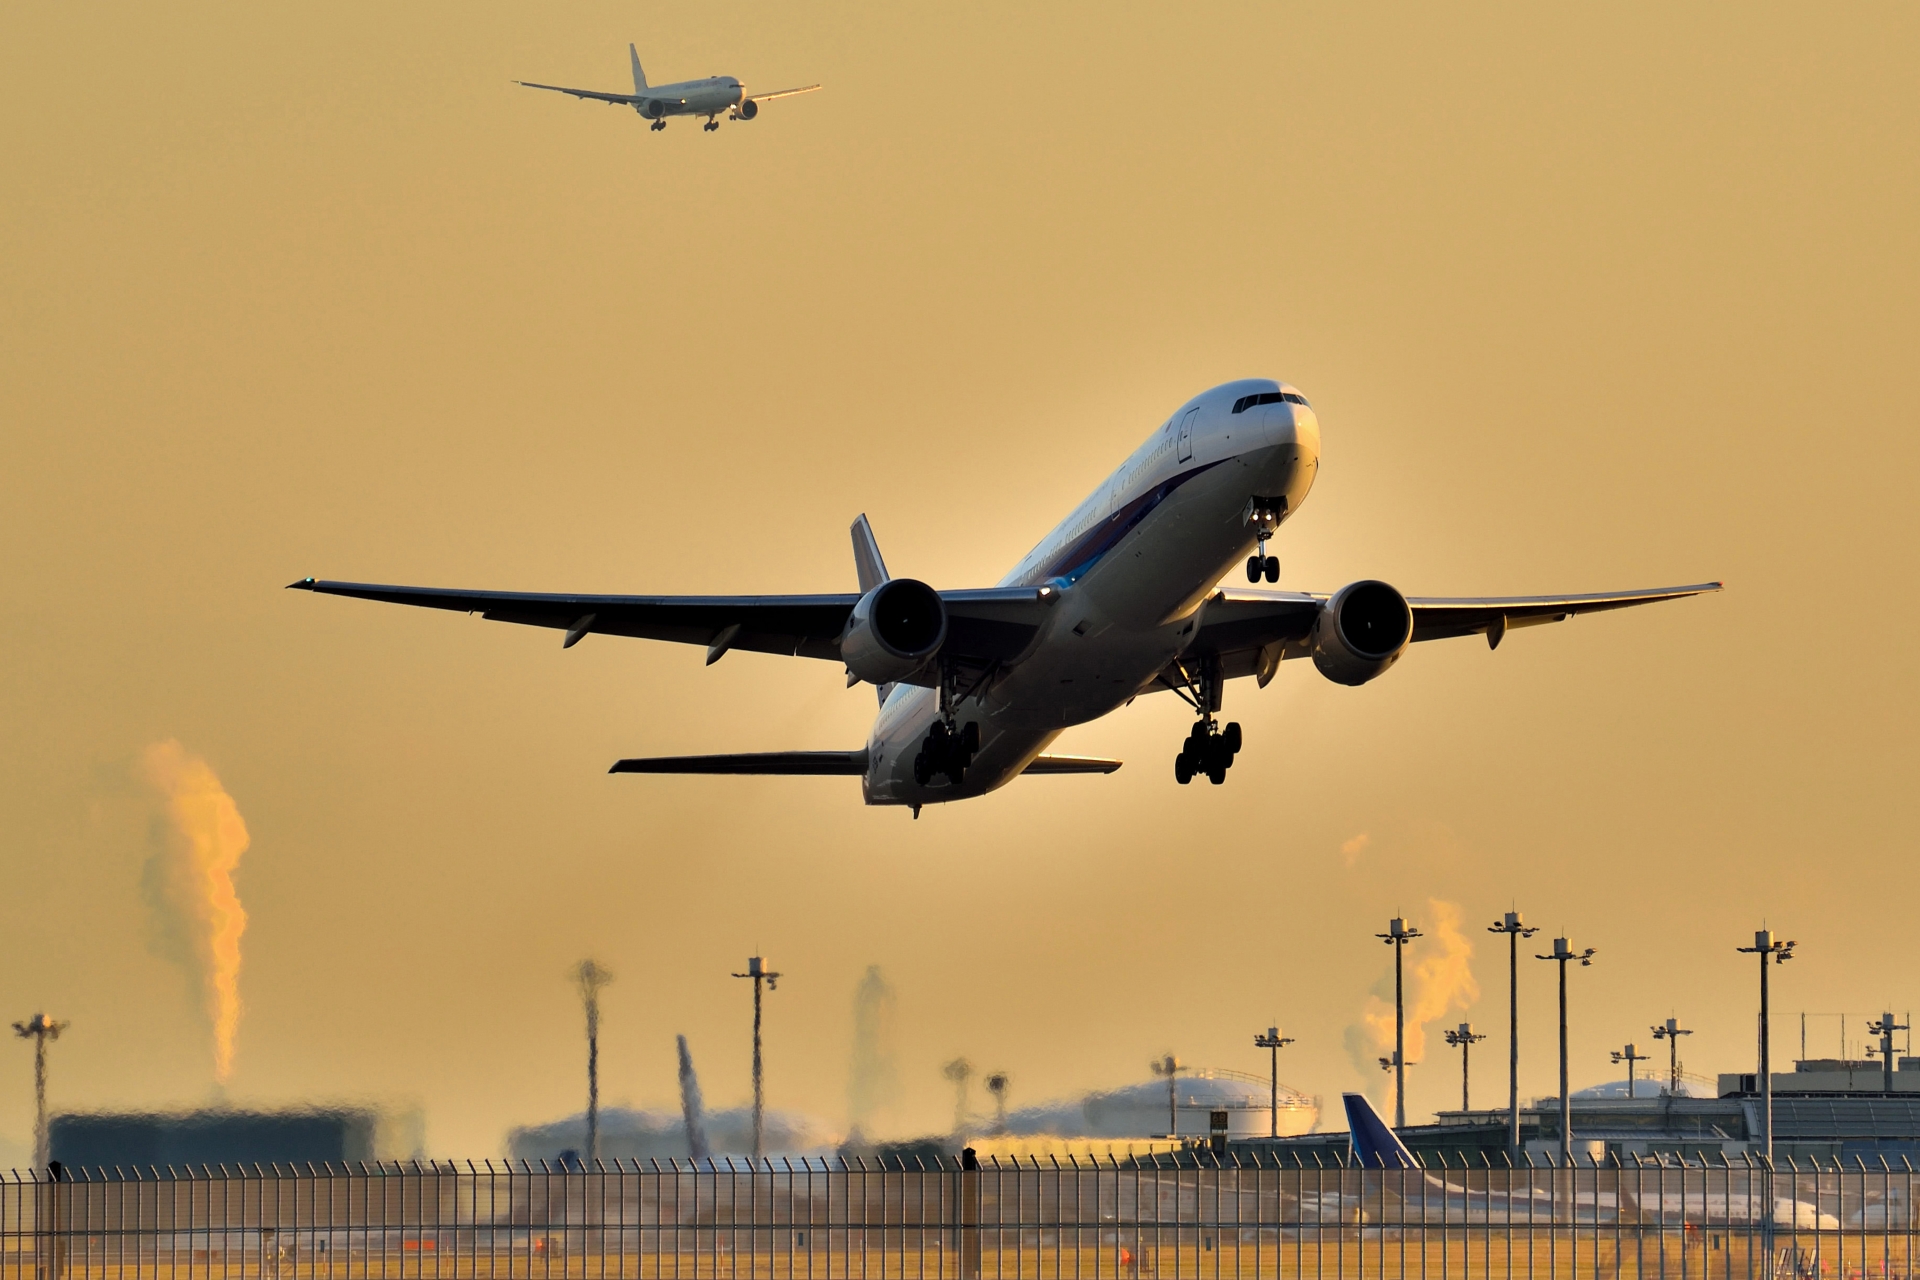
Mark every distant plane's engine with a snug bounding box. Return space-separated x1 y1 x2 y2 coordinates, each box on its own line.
840 579 947 685
737 99 759 120
1310 580 1412 686
641 99 669 119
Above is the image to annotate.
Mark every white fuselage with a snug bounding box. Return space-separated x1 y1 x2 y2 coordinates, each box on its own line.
641 76 745 118
864 378 1321 806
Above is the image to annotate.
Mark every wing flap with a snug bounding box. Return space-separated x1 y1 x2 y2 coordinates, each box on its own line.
610 751 867 775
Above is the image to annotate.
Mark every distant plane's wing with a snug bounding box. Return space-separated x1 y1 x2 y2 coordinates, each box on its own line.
1168 581 1721 689
1021 755 1123 775
515 80 641 106
286 579 1048 672
610 751 867 775
746 84 821 103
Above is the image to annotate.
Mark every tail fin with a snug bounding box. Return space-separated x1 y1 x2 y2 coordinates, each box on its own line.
1342 1093 1418 1169
629 43 648 93
850 514 889 594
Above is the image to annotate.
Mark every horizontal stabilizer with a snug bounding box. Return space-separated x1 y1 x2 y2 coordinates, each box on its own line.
1021 755 1122 774
610 750 867 776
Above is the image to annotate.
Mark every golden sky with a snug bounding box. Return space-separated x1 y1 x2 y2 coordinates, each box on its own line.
2 2 1916 1158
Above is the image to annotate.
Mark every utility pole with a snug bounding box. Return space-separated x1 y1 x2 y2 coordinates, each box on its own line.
1253 1027 1295 1137
731 956 782 1160
1651 1018 1693 1096
1869 1013 1908 1094
1534 937 1596 1163
984 1073 1010 1134
1377 917 1423 1128
572 960 613 1166
1150 1055 1181 1137
1611 1043 1652 1099
1736 930 1795 1160
11 1015 66 1170
1489 912 1538 1159
1444 1023 1487 1112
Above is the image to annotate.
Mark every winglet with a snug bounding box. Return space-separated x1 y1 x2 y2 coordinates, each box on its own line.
287 578 317 590
1343 1093 1418 1169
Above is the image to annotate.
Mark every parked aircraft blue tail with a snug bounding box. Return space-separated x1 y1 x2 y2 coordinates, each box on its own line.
1343 1093 1418 1169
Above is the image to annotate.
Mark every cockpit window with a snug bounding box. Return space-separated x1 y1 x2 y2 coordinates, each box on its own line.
1231 390 1312 413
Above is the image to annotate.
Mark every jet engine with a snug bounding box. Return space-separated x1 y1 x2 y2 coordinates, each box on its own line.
736 99 759 120
840 578 947 685
641 99 669 120
1310 579 1412 686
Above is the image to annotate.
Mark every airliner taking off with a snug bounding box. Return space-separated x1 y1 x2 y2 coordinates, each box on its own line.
516 44 819 132
290 379 1718 814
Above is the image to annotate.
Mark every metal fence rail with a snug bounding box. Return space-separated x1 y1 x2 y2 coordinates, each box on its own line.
0 1155 1913 1279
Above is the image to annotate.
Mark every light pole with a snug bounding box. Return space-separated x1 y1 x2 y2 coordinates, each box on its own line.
1611 1043 1652 1099
1253 1027 1295 1137
1868 1013 1908 1094
984 1072 1010 1134
1377 917 1423 1128
1651 1018 1693 1096
1534 937 1596 1163
1444 1023 1487 1112
944 1058 974 1139
1736 930 1794 1160
11 1014 66 1170
1150 1055 1181 1137
572 960 613 1166
1488 911 1539 1159
731 956 782 1160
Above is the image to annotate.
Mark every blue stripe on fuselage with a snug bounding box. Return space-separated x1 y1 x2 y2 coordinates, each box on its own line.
1029 458 1227 585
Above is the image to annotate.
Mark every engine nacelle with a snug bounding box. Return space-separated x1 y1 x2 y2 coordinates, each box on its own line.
1311 579 1412 686
841 578 947 685
737 98 759 120
641 99 669 120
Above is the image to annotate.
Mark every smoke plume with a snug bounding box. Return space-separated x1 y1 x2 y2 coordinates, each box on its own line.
1344 899 1480 1099
138 740 250 1083
676 1035 710 1161
847 965 899 1139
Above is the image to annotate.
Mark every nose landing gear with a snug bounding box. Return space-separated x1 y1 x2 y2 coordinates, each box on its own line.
1243 496 1285 582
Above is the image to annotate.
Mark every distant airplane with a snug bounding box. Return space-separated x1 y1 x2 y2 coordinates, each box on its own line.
290 378 1719 814
516 43 819 132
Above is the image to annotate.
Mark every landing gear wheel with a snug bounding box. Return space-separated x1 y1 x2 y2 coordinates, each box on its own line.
1222 721 1242 755
1175 753 1194 785
913 753 931 786
650 120 666 132
703 120 719 132
1247 555 1263 583
961 721 980 754
1263 556 1280 583
1208 763 1228 785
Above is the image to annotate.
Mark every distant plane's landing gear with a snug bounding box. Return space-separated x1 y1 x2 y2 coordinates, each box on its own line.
913 719 980 787
650 120 666 132
703 119 719 132
1174 720 1241 785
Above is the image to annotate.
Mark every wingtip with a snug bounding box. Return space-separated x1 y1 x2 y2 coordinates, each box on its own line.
286 577 317 591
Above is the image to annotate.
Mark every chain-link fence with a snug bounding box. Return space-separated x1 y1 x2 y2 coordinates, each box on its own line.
0 1154 1914 1279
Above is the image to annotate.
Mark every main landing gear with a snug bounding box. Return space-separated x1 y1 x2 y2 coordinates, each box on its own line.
703 119 720 132
913 719 979 786
1175 719 1242 785
913 661 983 787
650 119 666 132
1169 654 1242 785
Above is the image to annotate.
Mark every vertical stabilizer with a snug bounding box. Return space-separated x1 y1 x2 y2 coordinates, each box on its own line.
850 514 890 594
629 44 648 93
1343 1093 1418 1169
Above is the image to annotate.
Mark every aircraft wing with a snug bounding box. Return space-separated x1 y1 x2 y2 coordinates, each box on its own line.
1173 581 1722 687
514 80 643 106
604 750 1120 776
746 84 821 103
286 578 1047 671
